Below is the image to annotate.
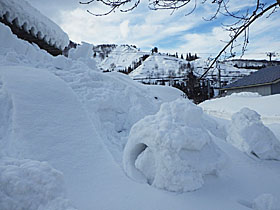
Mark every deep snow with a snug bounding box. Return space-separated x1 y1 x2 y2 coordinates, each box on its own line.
1 13 280 210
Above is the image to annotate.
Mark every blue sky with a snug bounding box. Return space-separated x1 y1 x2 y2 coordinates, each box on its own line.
26 0 280 60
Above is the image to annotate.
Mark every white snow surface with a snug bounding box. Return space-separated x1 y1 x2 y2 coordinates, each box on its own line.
1 21 280 210
0 157 76 210
0 0 69 50
227 108 280 160
123 99 228 192
253 194 280 210
200 92 280 123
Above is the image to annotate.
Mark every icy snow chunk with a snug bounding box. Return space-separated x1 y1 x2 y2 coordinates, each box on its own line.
0 157 77 210
123 98 227 192
253 194 280 210
227 108 280 160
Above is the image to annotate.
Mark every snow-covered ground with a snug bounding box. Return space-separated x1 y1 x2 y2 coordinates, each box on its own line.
1 8 280 210
199 92 280 123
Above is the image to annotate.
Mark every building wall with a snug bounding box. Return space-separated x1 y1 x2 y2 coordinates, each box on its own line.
271 81 280 95
225 85 272 96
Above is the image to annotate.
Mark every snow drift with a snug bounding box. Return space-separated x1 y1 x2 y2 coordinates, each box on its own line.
123 98 227 192
227 108 280 160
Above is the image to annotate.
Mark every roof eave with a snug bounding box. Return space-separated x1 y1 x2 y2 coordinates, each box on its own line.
221 78 280 91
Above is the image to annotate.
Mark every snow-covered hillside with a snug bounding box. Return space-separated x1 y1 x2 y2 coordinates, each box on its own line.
1 4 280 210
129 54 196 79
97 44 148 72
128 53 260 89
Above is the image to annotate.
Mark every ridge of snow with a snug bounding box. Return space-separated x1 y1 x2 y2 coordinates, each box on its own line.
0 0 69 50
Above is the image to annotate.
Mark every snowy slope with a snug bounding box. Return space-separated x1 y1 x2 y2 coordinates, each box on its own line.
129 54 195 79
1 19 280 210
0 0 69 50
98 45 147 71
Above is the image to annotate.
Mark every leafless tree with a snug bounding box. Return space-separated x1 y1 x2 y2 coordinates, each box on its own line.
79 0 280 78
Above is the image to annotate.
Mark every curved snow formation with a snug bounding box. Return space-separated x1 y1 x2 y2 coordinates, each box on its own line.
0 157 77 210
0 0 69 50
123 98 227 192
227 107 280 160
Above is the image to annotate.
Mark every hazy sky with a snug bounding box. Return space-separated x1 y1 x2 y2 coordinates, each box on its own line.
26 0 280 59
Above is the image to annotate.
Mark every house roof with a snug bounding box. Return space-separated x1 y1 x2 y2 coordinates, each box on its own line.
222 65 280 90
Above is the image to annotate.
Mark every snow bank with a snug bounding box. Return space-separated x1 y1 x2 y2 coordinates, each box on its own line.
123 98 227 192
227 108 280 160
253 194 280 210
199 93 280 123
0 0 69 50
0 157 76 210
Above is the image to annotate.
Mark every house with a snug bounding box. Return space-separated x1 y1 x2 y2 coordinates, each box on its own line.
221 65 280 96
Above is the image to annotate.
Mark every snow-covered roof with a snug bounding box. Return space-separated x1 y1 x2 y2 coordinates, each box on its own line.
0 0 69 50
222 65 280 89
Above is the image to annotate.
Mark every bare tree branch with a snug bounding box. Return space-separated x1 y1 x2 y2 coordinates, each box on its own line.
199 2 279 79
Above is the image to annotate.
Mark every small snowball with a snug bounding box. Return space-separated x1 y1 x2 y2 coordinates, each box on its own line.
227 108 280 160
123 98 227 192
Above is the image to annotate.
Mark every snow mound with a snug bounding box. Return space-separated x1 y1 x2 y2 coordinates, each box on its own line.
253 194 280 210
0 0 69 50
0 157 76 210
227 108 280 160
123 98 227 192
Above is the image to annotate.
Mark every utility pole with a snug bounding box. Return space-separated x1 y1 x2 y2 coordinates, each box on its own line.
267 52 276 62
